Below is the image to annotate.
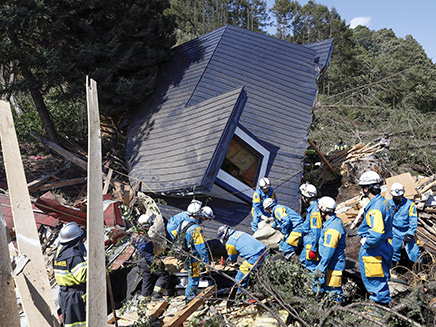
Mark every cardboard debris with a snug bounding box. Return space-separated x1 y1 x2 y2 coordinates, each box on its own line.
385 173 418 200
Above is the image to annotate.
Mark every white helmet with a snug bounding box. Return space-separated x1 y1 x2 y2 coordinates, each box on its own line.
358 171 383 186
217 225 230 240
318 196 337 214
59 222 84 243
390 183 405 197
299 183 317 198
201 206 215 220
259 177 271 189
263 198 275 211
187 202 202 217
138 214 153 226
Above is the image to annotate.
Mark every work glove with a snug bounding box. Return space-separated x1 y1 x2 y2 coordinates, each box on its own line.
308 250 317 259
360 237 367 246
260 214 269 220
403 234 413 243
314 269 324 280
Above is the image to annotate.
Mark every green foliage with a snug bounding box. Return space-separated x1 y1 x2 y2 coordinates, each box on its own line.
169 0 269 43
0 0 177 141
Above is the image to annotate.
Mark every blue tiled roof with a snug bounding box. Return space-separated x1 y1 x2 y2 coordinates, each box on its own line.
126 25 333 210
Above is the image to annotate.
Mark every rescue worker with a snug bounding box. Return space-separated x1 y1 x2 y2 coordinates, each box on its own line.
334 137 348 151
176 213 210 302
380 132 390 151
313 197 346 303
299 183 322 272
388 183 422 265
166 201 201 239
53 222 87 327
131 214 170 299
357 170 393 304
217 225 268 291
166 201 214 239
263 198 304 260
251 177 277 232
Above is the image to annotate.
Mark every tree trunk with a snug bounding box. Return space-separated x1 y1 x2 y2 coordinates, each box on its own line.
22 68 59 144
7 30 59 144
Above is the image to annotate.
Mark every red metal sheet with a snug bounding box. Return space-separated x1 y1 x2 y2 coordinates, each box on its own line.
35 191 87 226
1 194 58 229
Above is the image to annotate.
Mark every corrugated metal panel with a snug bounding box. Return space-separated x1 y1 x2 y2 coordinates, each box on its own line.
128 87 246 194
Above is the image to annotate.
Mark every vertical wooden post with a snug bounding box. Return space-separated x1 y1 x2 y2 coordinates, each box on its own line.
0 202 20 327
85 77 106 327
0 100 59 327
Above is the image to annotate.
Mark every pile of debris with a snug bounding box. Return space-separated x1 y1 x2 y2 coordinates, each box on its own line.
329 142 383 170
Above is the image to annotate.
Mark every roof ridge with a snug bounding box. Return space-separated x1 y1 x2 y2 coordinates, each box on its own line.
185 25 230 108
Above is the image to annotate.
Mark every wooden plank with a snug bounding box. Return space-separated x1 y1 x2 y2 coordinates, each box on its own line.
103 168 113 195
30 131 88 171
308 138 337 175
85 77 106 327
148 300 169 321
163 285 217 327
34 177 87 192
385 173 417 200
0 201 20 327
0 100 60 327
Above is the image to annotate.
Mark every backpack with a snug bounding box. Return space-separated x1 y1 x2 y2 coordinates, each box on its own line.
172 221 196 255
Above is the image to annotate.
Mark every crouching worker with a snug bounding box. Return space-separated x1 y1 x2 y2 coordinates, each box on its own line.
132 214 170 299
313 197 346 303
53 222 87 327
218 226 268 292
263 198 304 260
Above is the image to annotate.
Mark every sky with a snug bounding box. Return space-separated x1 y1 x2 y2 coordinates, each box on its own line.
265 0 435 63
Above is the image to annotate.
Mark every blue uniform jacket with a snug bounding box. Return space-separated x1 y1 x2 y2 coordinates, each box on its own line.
183 221 209 264
388 197 417 234
252 187 277 219
225 230 267 262
358 194 393 249
167 211 190 239
271 204 304 235
302 200 322 252
131 234 154 262
316 215 346 273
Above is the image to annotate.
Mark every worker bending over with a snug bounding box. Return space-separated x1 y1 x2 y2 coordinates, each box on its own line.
167 201 214 239
313 197 346 303
299 183 322 272
176 214 210 303
357 171 393 304
263 198 304 260
388 183 421 265
53 222 87 327
251 177 277 232
131 214 170 299
218 225 268 291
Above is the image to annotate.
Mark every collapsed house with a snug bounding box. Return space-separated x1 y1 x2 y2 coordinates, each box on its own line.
126 25 333 233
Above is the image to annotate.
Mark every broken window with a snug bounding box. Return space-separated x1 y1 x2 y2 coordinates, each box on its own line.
221 135 261 187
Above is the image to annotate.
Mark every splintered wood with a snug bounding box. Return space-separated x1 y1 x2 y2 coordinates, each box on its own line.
329 142 383 169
